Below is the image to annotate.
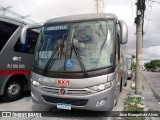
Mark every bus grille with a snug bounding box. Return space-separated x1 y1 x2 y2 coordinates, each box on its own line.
38 85 94 95
42 95 88 106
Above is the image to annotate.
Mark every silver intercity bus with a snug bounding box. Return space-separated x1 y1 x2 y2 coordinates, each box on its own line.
0 15 38 101
21 13 128 111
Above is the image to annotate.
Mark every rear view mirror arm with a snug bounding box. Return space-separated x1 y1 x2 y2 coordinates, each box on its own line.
20 24 42 44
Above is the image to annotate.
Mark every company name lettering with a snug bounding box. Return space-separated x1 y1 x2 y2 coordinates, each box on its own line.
57 80 70 87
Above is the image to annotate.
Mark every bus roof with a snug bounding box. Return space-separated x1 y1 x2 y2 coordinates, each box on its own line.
0 15 28 25
45 13 118 24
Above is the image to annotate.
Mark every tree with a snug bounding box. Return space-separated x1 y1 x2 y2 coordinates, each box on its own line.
144 62 152 70
131 54 136 60
144 59 160 70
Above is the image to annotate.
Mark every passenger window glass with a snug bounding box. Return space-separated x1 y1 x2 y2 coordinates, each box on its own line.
0 20 18 52
14 30 39 54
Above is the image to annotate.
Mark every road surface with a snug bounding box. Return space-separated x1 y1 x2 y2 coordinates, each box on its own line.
143 71 160 101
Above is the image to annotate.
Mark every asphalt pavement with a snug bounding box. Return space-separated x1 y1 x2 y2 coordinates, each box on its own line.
142 71 160 102
142 71 160 120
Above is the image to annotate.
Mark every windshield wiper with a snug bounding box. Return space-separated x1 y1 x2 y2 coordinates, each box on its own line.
68 28 88 77
42 46 59 75
71 44 88 77
42 38 65 75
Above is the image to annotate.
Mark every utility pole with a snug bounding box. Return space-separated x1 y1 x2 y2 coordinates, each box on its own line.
94 0 104 13
135 0 145 95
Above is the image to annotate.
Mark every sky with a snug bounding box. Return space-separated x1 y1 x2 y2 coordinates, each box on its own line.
0 0 160 64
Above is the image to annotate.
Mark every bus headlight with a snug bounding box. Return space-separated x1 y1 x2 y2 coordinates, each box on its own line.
98 84 105 90
89 82 112 92
32 79 40 87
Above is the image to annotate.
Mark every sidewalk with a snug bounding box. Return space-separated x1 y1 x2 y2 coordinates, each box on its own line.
112 80 134 111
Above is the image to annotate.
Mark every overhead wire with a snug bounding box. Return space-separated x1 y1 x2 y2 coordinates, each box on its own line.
143 0 160 33
144 0 153 33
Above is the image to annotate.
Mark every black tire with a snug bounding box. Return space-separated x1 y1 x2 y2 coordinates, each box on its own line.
124 81 127 86
128 77 132 80
1 80 24 102
114 98 118 106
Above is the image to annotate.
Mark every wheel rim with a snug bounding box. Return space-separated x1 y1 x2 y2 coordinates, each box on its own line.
7 83 20 96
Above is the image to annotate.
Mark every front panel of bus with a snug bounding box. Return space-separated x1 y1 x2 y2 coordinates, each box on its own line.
30 19 119 111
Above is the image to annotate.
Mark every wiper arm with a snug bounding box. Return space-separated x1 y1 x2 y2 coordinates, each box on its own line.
42 46 58 75
71 44 88 77
68 28 88 77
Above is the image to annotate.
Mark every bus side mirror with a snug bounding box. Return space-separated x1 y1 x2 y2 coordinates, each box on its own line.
119 20 128 44
20 24 42 44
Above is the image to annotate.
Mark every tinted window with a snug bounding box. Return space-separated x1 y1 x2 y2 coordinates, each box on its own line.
0 21 18 51
14 30 39 54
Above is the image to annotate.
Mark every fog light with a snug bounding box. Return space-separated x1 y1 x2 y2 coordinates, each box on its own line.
96 98 107 107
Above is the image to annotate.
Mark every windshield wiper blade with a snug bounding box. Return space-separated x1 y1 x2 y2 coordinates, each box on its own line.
67 28 88 77
71 44 88 77
42 46 58 75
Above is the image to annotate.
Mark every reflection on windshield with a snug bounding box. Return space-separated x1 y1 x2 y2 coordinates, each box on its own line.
34 20 114 72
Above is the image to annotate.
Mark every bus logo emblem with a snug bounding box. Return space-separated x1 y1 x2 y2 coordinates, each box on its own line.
59 88 66 94
57 80 70 87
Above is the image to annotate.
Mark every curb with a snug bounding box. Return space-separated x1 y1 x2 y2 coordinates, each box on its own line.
142 74 160 102
149 87 160 102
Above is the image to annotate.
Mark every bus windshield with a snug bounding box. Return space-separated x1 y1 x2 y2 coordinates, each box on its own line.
34 20 115 72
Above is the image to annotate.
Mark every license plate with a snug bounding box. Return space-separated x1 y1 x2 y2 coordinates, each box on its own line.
57 103 71 110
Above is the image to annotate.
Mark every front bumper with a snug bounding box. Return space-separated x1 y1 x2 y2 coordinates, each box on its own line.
31 85 115 111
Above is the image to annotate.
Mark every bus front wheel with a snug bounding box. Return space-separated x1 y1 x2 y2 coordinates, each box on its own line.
2 80 24 102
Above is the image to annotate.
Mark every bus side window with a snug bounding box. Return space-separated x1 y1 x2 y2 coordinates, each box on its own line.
116 33 120 65
0 20 18 52
14 30 39 54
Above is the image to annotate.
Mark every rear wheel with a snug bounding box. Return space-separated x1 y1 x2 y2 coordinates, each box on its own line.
1 80 24 102
114 97 118 106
